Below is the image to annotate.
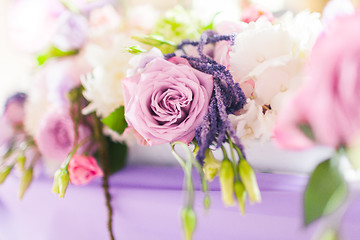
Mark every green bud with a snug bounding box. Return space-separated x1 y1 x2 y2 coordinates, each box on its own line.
17 154 26 172
58 168 70 198
203 149 221 182
318 228 339 240
204 195 211 210
52 169 61 194
234 181 247 215
19 167 33 200
0 166 12 184
181 207 196 240
238 160 261 204
219 159 235 206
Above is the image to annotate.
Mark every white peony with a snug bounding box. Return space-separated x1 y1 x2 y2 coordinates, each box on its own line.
82 34 137 118
229 11 322 143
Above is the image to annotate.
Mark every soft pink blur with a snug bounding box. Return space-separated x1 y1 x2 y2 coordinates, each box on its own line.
274 11 360 149
241 5 275 24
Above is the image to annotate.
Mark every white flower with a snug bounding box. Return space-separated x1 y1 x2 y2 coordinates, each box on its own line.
82 34 137 118
229 12 322 143
126 5 159 34
88 4 123 40
229 99 274 145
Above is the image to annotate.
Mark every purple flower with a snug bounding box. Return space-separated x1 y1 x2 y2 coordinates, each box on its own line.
3 92 27 127
175 31 247 162
35 108 90 162
123 57 213 145
52 12 89 51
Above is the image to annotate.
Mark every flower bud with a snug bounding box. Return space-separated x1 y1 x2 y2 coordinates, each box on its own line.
0 166 12 184
234 181 247 215
52 169 61 194
19 167 33 200
17 154 26 172
219 159 235 206
181 207 196 240
203 149 221 182
58 168 70 198
238 160 261 203
318 228 339 240
204 195 211 210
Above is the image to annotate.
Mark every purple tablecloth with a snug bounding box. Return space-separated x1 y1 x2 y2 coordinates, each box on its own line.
0 165 359 240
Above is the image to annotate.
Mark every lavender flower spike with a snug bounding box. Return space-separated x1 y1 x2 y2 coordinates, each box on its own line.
174 31 247 163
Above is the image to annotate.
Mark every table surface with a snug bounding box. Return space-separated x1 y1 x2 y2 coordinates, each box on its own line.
0 165 359 240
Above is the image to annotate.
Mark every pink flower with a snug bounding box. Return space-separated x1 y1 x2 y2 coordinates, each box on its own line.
122 57 213 145
241 5 274 24
35 109 90 161
68 154 103 185
274 11 360 149
0 117 14 147
3 92 27 127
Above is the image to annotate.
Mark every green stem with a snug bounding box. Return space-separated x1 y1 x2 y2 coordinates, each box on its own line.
93 114 115 240
221 145 228 159
234 145 245 161
227 136 239 181
171 142 195 208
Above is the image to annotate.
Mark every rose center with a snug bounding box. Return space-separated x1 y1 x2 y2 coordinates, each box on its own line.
151 87 192 125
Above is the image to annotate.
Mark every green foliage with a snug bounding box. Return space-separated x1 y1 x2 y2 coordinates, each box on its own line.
37 45 77 66
106 137 127 174
125 46 147 55
102 106 127 135
131 34 177 54
299 123 315 141
304 157 348 225
131 6 218 54
153 6 205 44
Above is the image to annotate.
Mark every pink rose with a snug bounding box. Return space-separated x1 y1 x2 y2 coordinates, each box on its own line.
35 109 91 161
241 5 274 24
274 11 360 149
123 57 213 145
68 154 104 185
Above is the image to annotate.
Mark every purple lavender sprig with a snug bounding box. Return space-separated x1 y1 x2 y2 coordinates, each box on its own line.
171 31 246 163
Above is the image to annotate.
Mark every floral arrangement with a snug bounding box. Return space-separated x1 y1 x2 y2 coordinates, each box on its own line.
1 0 359 239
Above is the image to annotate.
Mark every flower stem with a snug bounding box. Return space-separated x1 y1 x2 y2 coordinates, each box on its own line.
227 135 240 181
93 113 115 240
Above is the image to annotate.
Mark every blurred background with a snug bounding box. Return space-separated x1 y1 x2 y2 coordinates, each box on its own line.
0 0 355 109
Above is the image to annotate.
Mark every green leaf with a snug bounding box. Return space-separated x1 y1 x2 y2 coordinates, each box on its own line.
304 157 348 225
125 46 147 55
101 106 127 135
299 123 315 141
203 11 221 30
106 137 128 174
131 34 177 54
37 45 78 66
